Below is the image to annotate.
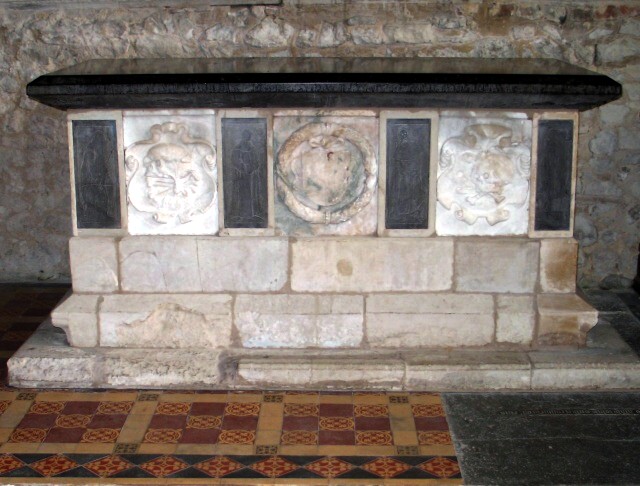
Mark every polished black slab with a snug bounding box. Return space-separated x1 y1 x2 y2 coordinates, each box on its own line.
71 120 121 229
385 119 431 229
221 118 268 228
27 57 621 111
443 392 640 485
534 119 574 232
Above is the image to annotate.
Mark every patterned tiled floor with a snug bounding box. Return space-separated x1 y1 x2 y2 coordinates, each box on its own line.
0 285 462 484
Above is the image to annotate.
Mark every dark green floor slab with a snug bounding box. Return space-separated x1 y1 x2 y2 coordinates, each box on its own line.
443 392 640 485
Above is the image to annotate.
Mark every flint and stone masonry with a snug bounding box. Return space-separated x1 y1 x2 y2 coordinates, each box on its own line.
8 56 622 388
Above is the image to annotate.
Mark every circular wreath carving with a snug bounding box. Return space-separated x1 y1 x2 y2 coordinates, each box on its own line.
276 122 377 224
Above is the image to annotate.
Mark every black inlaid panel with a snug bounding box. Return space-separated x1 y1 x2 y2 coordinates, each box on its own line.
71 120 121 229
222 118 268 228
385 119 431 229
534 119 574 232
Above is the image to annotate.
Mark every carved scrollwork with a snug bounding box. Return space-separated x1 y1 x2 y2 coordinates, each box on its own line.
437 123 531 227
276 122 377 224
125 122 217 227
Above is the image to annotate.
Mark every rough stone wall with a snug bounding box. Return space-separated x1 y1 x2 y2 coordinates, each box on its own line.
0 0 638 287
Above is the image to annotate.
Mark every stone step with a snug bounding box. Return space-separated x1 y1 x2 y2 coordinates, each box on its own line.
9 319 640 391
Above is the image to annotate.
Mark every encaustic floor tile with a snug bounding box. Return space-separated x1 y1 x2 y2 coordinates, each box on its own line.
0 285 461 484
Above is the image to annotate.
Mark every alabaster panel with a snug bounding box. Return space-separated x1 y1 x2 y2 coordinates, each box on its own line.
122 110 218 235
273 115 379 236
436 114 532 236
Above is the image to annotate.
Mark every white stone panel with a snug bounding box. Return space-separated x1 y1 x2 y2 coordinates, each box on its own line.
496 295 535 345
99 294 232 348
436 115 532 236
455 239 539 293
69 237 119 293
366 293 494 347
274 116 379 236
120 236 201 292
123 111 218 235
235 294 363 348
198 237 288 292
291 238 453 292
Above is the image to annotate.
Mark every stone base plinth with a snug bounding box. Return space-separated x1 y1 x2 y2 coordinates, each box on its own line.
59 235 597 350
8 318 640 390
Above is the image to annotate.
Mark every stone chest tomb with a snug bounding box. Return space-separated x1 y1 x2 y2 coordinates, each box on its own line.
11 57 622 389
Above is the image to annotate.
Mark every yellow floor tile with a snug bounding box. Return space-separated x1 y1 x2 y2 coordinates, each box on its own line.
254 429 281 446
213 444 254 455
319 394 353 404
130 401 158 415
0 401 33 428
187 393 230 403
283 394 319 404
419 444 457 456
226 393 263 403
392 430 419 446
174 443 218 454
0 428 15 442
317 445 370 456
0 442 41 453
37 442 79 454
353 394 389 405
278 444 319 455
408 393 442 405
0 391 18 401
137 443 178 454
97 391 139 401
158 393 199 403
74 442 115 454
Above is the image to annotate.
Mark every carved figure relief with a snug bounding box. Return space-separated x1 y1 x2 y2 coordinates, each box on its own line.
125 121 217 234
437 121 531 235
276 122 377 225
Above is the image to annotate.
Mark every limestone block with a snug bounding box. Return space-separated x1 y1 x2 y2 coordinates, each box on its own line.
51 294 99 347
8 320 97 388
310 359 405 389
237 356 405 389
235 294 363 348
237 358 313 387
455 239 538 293
69 237 119 293
120 236 201 292
99 294 232 348
537 294 599 346
496 295 535 345
405 351 532 390
366 293 494 347
291 238 453 292
539 238 578 293
198 238 288 292
530 347 640 389
100 349 223 388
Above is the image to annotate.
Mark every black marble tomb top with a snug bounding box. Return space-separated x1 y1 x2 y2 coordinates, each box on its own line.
27 57 621 111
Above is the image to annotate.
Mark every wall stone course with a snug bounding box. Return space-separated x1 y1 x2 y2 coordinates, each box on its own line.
0 1 638 287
